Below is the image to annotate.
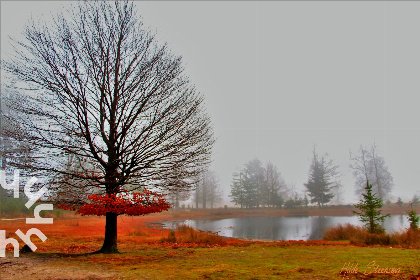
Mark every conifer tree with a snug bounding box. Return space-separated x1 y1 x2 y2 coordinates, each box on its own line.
407 204 419 231
304 147 340 208
353 181 390 234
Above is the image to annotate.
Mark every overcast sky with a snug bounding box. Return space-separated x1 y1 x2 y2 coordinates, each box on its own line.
2 1 420 204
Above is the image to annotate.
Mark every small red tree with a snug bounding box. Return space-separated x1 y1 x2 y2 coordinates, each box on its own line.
57 189 170 254
59 189 170 216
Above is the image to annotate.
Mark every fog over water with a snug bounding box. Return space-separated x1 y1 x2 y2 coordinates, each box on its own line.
164 215 410 241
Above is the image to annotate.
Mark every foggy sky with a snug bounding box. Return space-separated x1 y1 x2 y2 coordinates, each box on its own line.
2 1 420 204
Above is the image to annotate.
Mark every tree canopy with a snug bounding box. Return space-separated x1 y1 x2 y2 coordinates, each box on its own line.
3 0 214 253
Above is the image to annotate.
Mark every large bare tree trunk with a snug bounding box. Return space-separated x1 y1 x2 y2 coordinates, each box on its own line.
97 164 119 253
97 212 118 253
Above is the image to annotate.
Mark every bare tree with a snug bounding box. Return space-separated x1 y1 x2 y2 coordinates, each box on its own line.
167 189 190 209
3 1 214 253
193 170 223 208
330 184 344 205
205 170 223 209
350 144 393 200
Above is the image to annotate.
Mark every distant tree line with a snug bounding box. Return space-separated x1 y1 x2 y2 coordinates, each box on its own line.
282 187 309 209
229 143 405 209
229 159 288 209
166 169 223 209
229 148 342 209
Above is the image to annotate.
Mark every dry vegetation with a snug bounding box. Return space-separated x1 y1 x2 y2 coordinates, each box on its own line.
161 225 227 246
323 223 420 247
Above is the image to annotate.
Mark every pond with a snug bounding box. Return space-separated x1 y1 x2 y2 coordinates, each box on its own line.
163 215 410 241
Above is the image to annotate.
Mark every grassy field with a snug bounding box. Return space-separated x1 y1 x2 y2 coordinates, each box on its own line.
0 209 419 279
2 243 418 280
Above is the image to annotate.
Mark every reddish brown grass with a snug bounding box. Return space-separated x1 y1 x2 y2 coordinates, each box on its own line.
323 223 366 241
324 223 420 247
1 212 238 254
160 225 227 246
390 228 420 247
176 224 227 245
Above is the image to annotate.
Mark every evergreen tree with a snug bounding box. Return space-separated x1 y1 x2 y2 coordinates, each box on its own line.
283 194 303 209
229 172 244 208
303 194 309 208
396 197 403 208
304 147 340 208
271 191 285 208
241 158 263 208
407 204 419 231
284 199 296 209
353 182 390 234
229 159 288 209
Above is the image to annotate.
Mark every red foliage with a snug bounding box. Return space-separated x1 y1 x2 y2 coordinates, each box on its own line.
58 189 171 216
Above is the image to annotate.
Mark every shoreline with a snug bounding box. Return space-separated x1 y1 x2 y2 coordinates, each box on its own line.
153 207 414 243
161 205 415 221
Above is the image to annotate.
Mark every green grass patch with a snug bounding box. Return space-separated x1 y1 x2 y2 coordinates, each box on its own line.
35 243 420 279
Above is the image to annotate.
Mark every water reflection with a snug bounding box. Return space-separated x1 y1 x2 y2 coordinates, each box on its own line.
163 215 409 241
